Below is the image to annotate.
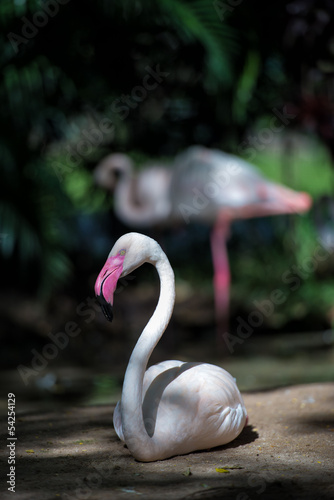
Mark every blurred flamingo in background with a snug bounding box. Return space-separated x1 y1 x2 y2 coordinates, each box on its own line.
94 146 312 344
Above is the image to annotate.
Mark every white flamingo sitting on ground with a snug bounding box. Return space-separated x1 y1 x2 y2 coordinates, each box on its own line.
94 232 247 462
94 146 312 340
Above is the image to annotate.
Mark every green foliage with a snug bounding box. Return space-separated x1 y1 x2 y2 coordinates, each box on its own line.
157 0 237 90
0 53 75 296
228 139 334 328
233 50 261 124
253 132 333 197
107 0 236 89
0 0 243 297
89 374 120 405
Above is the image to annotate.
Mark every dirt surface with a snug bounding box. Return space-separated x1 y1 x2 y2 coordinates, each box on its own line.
1 383 333 500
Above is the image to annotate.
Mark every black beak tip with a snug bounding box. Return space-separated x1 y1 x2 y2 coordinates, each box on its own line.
96 295 113 322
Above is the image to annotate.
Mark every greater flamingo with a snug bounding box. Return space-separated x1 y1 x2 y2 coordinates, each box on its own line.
94 153 172 227
94 147 312 340
94 232 247 462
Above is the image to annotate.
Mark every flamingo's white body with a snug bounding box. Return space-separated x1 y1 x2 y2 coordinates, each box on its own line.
94 147 312 339
94 232 247 462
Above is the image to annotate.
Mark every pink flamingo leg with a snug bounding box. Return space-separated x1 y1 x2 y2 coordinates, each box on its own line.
210 215 231 348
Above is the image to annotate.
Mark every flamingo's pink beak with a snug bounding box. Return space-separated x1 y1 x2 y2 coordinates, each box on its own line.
94 253 125 321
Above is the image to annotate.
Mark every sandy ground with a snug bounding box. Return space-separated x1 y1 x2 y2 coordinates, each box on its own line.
1 382 333 500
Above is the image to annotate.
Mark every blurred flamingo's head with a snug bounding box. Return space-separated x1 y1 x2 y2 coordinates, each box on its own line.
295 191 312 212
257 184 313 217
94 154 132 191
276 188 313 214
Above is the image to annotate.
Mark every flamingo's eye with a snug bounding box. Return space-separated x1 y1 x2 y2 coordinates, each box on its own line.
119 249 126 256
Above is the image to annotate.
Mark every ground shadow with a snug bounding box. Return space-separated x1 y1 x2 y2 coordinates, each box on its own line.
285 413 334 433
190 424 259 456
180 480 334 500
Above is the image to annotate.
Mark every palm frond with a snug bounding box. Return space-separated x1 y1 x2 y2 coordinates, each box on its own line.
102 0 237 89
162 0 236 88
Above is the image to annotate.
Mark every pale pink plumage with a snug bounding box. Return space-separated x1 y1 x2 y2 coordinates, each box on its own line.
113 359 246 455
95 233 247 461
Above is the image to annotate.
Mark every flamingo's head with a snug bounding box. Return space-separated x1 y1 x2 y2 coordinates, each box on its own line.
94 232 159 321
94 153 132 191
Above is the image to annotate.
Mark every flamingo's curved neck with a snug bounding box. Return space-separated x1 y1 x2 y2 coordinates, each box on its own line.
115 169 155 227
120 250 175 460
